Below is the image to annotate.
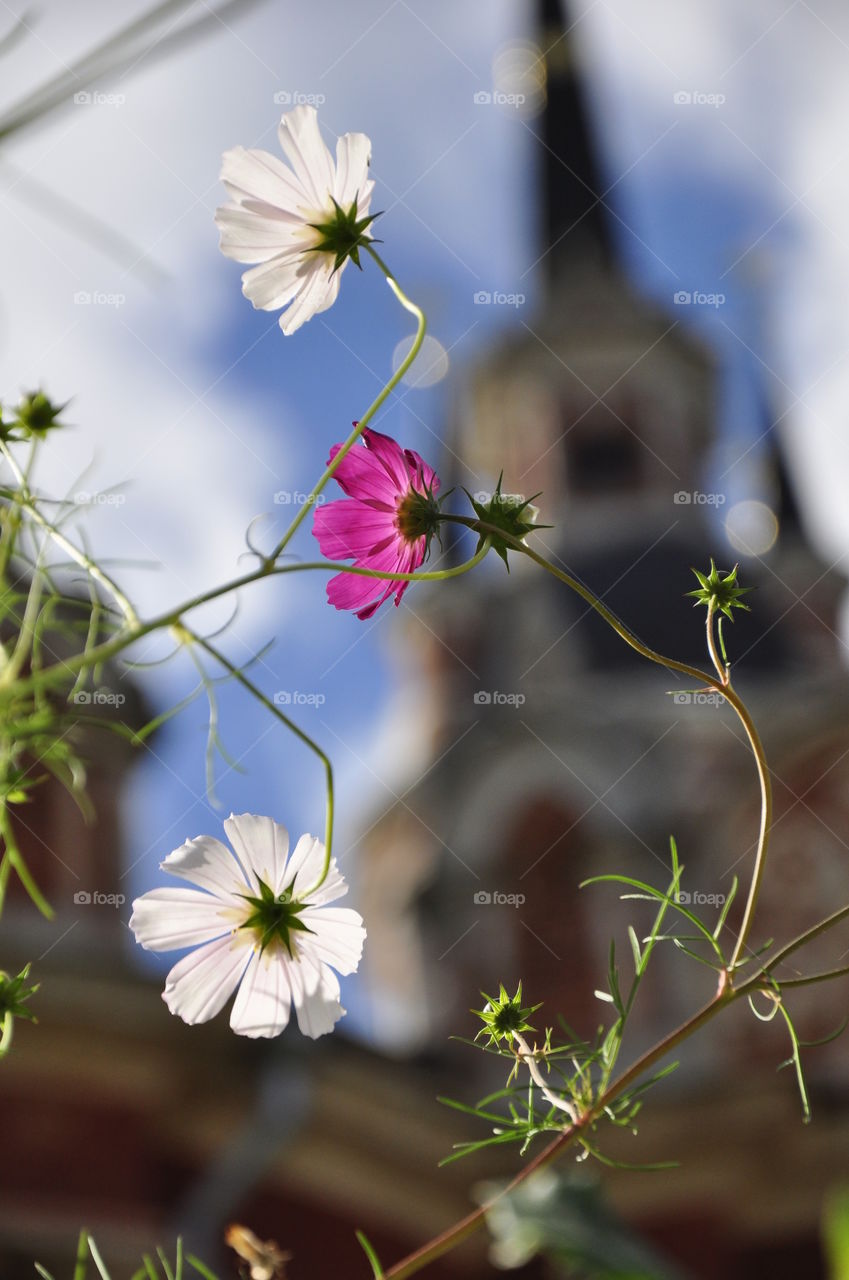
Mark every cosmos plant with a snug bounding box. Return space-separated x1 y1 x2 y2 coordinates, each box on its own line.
2 99 849 1279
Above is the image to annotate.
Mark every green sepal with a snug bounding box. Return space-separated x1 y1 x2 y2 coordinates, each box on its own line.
464 474 548 570
686 559 751 620
307 193 382 274
473 981 542 1048
237 877 315 958
0 963 39 1023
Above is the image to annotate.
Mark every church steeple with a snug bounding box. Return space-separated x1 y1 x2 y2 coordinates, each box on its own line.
536 0 613 275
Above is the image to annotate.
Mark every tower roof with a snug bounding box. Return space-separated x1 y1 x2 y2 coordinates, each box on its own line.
536 0 613 277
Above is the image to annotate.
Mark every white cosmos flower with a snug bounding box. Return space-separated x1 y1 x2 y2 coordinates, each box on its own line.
130 813 366 1039
215 105 375 335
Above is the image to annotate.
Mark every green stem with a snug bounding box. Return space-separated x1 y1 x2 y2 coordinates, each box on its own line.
705 601 727 685
266 248 426 565
185 631 336 891
2 548 489 706
384 991 732 1279
445 516 773 975
0 1010 13 1058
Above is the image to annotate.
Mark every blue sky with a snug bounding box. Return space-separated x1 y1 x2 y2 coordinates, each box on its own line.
2 0 848 1038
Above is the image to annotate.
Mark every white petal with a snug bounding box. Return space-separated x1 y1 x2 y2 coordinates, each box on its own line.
302 906 365 975
229 947 293 1039
290 950 344 1039
162 934 251 1025
130 887 236 952
278 258 341 336
220 145 308 214
277 105 334 210
285 835 347 906
224 813 290 895
161 834 249 900
215 204 299 265
334 131 373 210
241 251 309 310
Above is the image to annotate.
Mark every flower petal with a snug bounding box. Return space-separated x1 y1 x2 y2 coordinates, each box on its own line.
404 446 441 496
302 906 365 975
162 834 249 901
224 813 290 895
241 251 309 311
278 257 341 335
313 498 397 560
162 934 251 1025
286 836 347 906
219 145 309 216
333 131 373 210
325 439 399 507
130 886 236 952
363 428 413 491
215 204 301 265
277 105 335 210
290 949 344 1039
229 947 293 1038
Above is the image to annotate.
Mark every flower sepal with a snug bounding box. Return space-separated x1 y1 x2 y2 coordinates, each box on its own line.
473 981 541 1049
465 476 547 570
1 391 69 443
687 560 751 620
0 963 38 1025
307 193 382 274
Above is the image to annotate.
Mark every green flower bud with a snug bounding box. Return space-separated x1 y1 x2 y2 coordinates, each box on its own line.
687 560 751 620
473 981 541 1048
465 475 547 570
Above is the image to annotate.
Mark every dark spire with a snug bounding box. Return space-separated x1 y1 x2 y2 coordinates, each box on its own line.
536 0 613 274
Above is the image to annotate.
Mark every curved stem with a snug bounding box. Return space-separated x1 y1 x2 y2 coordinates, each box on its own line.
513 1031 579 1123
185 631 335 885
705 601 727 686
384 992 731 1278
266 249 425 565
1 545 490 706
722 685 772 970
445 517 773 975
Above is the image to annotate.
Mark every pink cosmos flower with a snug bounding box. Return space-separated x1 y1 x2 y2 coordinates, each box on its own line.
313 427 441 619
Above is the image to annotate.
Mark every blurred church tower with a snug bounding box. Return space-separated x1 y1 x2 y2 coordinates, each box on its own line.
359 0 849 1077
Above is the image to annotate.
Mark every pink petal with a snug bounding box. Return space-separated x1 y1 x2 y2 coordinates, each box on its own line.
313 499 397 560
361 428 412 491
404 447 441 496
326 439 399 507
